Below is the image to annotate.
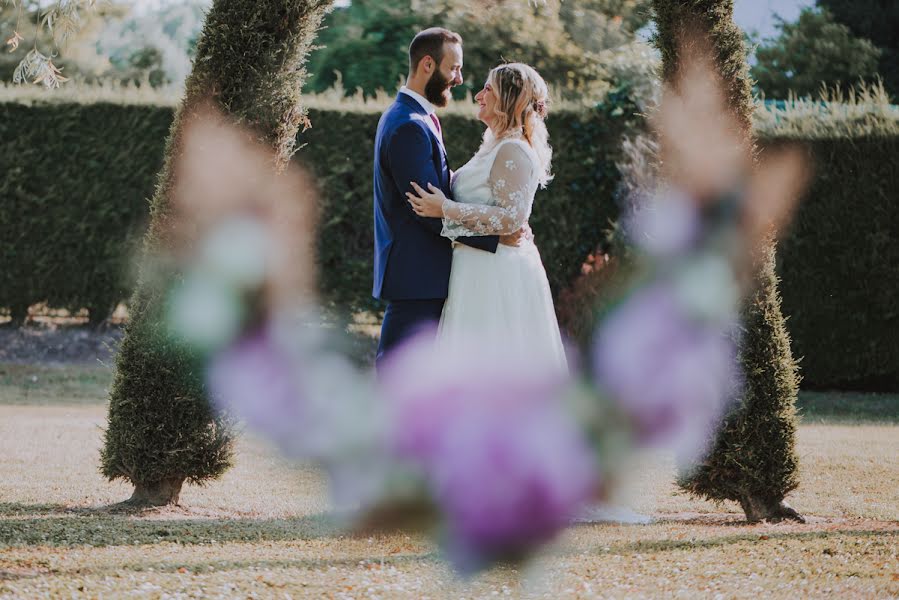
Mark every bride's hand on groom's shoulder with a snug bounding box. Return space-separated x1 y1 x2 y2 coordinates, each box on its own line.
406 181 447 218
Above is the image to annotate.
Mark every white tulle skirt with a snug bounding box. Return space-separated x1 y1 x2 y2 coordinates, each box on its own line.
437 240 568 373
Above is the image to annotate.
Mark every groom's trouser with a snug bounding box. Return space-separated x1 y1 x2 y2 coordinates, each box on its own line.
376 298 445 372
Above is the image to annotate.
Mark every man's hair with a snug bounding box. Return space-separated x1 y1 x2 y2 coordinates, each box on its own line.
408 27 462 74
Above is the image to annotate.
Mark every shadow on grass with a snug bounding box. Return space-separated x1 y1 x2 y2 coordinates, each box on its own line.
123 550 444 576
0 503 346 548
0 502 75 517
578 527 897 558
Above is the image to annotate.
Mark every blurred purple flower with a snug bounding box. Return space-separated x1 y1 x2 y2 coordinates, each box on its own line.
207 326 304 449
208 317 393 509
379 332 598 571
592 283 738 461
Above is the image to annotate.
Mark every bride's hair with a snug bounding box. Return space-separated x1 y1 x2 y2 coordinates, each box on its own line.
483 62 553 187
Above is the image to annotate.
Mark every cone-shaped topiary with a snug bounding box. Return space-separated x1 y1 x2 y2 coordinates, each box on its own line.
100 0 333 506
651 0 804 523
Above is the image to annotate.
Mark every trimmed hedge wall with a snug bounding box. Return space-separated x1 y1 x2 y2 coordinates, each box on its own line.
0 100 633 317
0 102 170 323
1 100 897 390
772 135 899 391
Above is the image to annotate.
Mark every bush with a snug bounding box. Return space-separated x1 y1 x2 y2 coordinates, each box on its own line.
1 93 897 392
0 96 635 318
770 135 899 391
0 101 170 323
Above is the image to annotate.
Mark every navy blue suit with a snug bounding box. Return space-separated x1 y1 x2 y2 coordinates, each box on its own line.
373 92 498 367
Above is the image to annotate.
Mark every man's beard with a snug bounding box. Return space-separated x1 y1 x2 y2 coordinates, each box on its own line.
424 69 452 107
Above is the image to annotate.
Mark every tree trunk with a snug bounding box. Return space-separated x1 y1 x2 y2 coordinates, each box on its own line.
128 478 185 507
739 496 806 524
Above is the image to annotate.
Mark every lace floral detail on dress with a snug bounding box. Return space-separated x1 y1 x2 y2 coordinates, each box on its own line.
441 140 536 238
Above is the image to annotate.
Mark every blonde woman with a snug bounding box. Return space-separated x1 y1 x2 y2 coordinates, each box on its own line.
406 63 567 371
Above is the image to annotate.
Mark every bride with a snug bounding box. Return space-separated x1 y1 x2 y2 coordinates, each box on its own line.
406 62 567 372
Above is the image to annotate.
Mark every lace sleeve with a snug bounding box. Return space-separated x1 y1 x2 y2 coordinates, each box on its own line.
441 142 534 238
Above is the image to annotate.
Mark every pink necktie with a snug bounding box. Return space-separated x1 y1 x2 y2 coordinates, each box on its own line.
429 113 442 137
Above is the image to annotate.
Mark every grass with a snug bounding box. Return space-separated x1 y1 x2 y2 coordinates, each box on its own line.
0 364 112 406
754 80 899 138
797 390 899 424
0 363 896 598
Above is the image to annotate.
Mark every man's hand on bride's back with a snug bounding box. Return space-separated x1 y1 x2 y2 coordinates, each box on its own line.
499 222 533 247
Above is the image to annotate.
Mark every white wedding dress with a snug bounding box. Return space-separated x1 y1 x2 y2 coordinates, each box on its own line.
436 133 567 372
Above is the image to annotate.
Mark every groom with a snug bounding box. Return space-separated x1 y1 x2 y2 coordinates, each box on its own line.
372 27 522 369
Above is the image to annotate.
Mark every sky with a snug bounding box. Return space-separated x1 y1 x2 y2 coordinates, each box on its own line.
127 0 815 40
733 0 815 39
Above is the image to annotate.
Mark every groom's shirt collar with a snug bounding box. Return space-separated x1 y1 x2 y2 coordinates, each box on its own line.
399 86 436 115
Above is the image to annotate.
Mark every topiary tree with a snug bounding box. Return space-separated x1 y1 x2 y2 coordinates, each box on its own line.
100 0 333 506
651 0 804 523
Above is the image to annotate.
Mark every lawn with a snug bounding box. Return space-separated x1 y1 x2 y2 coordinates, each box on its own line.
0 363 896 598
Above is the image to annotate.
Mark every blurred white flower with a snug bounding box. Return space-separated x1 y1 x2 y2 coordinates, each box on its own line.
199 216 272 291
673 253 740 324
168 271 243 351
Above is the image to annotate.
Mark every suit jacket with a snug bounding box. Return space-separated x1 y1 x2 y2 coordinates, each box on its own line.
372 92 499 300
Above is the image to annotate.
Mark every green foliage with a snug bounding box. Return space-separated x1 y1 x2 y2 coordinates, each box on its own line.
651 0 756 143
772 135 899 391
100 0 334 495
754 82 899 138
752 7 882 99
1 95 896 394
678 244 801 509
98 1 208 88
100 286 234 487
560 0 653 53
817 0 899 100
0 1 125 85
439 0 606 100
0 95 634 320
306 0 640 101
652 0 801 513
0 101 169 324
306 0 423 96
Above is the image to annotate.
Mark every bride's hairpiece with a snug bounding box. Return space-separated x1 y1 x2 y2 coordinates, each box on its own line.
533 99 548 119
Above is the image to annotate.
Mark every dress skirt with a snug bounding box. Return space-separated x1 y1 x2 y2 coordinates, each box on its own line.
437 240 568 373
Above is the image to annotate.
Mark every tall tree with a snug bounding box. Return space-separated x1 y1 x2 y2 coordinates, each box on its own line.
100 0 333 506
817 0 899 99
306 0 612 100
651 0 804 523
306 0 423 96
559 0 652 53
752 7 882 99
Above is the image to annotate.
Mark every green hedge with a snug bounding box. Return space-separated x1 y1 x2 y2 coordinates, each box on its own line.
770 135 899 391
1 100 897 390
0 100 633 320
0 102 170 323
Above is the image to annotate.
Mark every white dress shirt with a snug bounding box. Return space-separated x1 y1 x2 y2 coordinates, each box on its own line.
399 86 443 142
